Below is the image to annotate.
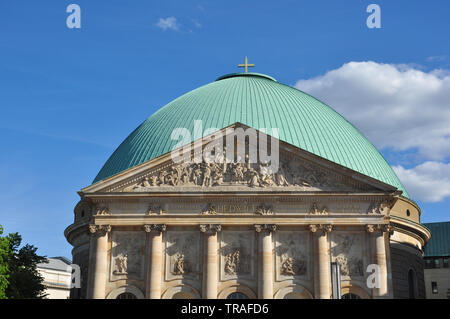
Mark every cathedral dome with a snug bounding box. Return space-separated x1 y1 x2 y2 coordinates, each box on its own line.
93 72 409 197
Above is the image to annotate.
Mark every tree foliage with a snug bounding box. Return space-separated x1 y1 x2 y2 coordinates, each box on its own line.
0 225 11 299
5 232 48 299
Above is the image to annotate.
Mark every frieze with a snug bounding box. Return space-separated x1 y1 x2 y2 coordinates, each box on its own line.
115 145 360 192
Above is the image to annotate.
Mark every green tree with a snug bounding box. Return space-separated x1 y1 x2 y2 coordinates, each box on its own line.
0 225 11 299
5 232 47 299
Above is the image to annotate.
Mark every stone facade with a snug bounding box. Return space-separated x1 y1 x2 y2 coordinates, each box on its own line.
65 129 430 299
390 243 426 299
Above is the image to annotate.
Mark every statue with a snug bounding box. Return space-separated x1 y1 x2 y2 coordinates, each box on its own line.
114 254 128 275
281 255 295 276
225 250 240 275
172 253 185 275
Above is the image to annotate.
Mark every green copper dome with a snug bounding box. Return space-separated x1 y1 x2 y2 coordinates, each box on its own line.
93 72 409 197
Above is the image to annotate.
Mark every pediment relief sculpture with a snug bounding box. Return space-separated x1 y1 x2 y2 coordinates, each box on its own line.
116 146 360 192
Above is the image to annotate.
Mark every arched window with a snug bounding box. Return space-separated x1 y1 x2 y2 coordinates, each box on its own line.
341 293 361 299
408 269 417 299
116 292 137 299
284 292 303 299
226 292 249 299
172 292 194 299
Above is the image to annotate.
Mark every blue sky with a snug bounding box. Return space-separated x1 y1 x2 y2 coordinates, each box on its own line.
0 0 449 258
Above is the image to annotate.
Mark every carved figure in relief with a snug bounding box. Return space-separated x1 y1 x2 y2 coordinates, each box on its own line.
114 254 128 275
201 204 217 215
233 163 245 183
172 253 185 275
309 202 328 215
275 166 289 186
193 167 202 185
255 205 274 215
212 170 224 185
248 167 260 187
149 175 158 186
202 164 212 187
158 170 167 184
147 204 165 215
121 143 358 192
281 255 295 276
335 255 363 277
96 206 109 215
225 250 240 275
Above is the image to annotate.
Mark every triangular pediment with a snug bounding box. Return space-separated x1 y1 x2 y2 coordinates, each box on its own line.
82 123 398 195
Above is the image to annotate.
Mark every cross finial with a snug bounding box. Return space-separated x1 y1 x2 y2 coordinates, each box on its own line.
238 56 255 73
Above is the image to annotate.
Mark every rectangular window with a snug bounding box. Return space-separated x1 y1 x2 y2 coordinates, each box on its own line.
425 259 433 269
431 282 438 294
443 258 449 268
434 258 441 268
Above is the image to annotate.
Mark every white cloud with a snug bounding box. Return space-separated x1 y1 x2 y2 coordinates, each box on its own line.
393 162 450 202
295 61 450 160
156 17 179 31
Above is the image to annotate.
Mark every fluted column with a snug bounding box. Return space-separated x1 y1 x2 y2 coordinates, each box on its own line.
310 224 333 299
255 224 277 299
200 224 221 299
367 224 393 298
145 224 166 299
88 224 111 299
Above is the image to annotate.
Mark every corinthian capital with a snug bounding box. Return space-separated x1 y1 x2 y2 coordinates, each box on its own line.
254 224 277 233
379 224 394 236
88 224 111 236
144 224 167 233
199 224 221 234
366 224 376 234
309 224 333 235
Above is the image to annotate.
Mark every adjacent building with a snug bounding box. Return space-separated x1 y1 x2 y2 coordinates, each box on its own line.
423 222 450 299
37 257 72 299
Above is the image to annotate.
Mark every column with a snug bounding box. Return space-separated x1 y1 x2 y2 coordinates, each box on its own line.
310 224 333 299
200 224 221 299
367 224 392 298
88 224 111 299
145 224 166 299
255 224 277 299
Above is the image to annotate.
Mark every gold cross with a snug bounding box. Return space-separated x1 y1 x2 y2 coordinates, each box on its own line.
238 56 255 73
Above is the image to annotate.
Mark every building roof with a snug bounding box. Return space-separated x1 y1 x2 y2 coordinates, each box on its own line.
423 222 450 257
37 256 72 272
92 72 409 198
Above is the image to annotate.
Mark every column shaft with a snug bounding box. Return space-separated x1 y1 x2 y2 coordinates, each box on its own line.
316 229 331 299
149 231 163 299
372 231 388 298
91 227 109 299
204 232 218 299
261 231 274 299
